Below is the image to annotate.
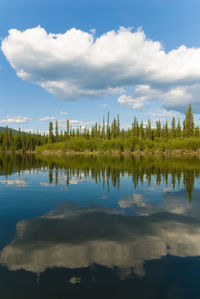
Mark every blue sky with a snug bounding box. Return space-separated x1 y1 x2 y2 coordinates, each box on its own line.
0 0 200 133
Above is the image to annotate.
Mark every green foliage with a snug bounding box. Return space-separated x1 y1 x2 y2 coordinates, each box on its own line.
1 104 200 153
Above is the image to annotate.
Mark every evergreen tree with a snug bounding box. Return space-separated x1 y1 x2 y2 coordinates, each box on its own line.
185 104 194 137
164 120 169 138
106 112 110 139
66 120 70 138
171 116 176 138
102 116 105 139
195 126 200 137
132 116 139 138
0 132 3 146
176 118 182 137
116 114 120 138
15 128 22 150
111 118 117 138
146 120 152 139
183 119 186 137
156 120 161 138
139 121 144 139
2 126 9 150
98 124 101 137
48 122 54 143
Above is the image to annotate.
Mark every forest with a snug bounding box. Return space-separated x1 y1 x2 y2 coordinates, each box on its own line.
1 104 200 153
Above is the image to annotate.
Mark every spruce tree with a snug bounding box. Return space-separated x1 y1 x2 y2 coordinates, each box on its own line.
132 116 139 138
156 120 161 138
195 126 200 137
3 126 9 150
164 120 169 138
106 112 110 139
48 122 54 143
185 104 194 137
111 118 117 138
171 116 176 138
139 121 144 139
66 120 70 138
117 114 120 138
183 120 186 137
176 118 182 137
146 120 152 139
102 116 105 139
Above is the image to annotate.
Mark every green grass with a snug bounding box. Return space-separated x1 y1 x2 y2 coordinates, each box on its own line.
35 137 200 154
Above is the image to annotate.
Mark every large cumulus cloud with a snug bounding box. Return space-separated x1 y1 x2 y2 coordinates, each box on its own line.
2 26 200 111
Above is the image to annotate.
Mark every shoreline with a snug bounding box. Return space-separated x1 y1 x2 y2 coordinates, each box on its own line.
1 149 200 157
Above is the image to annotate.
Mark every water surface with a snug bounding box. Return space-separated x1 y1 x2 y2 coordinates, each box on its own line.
1 154 200 299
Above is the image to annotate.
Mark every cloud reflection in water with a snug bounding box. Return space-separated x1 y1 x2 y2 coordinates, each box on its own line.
1 195 200 278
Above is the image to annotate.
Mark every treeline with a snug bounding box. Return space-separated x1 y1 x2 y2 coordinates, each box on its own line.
0 104 199 152
39 104 200 153
0 128 48 151
48 104 196 142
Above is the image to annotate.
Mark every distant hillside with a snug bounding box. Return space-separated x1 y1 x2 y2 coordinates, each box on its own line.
0 127 20 136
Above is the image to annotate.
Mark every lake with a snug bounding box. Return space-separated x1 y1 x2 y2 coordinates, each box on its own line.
0 154 200 298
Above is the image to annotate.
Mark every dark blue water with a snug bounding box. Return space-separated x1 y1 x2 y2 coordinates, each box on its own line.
1 154 200 298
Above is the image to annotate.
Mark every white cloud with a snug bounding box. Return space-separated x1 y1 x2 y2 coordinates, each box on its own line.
2 26 200 112
23 128 45 134
148 110 175 118
101 104 108 108
69 120 93 126
0 116 30 124
59 111 68 115
54 119 94 130
39 116 55 121
118 95 145 110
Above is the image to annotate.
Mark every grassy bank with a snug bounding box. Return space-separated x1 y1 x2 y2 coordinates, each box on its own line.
35 137 200 155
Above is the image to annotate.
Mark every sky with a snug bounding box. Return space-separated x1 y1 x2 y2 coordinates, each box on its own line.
0 0 200 133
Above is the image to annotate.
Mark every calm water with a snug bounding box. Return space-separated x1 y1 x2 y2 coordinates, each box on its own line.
1 154 200 299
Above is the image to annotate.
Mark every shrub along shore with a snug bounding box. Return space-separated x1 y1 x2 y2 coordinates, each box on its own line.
34 137 200 156
1 104 200 155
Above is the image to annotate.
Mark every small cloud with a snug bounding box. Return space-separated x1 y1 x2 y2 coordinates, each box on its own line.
68 120 94 127
101 104 108 108
148 110 175 118
0 116 30 124
39 116 55 122
118 95 145 110
60 111 68 115
23 128 44 134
